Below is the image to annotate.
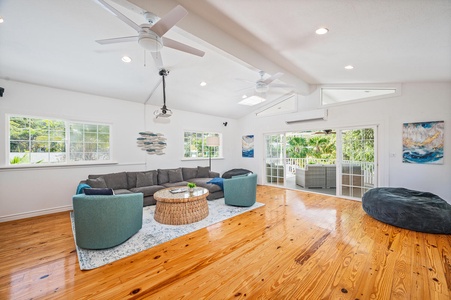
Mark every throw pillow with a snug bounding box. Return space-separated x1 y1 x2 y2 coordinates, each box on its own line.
168 168 183 183
84 188 114 195
182 167 197 181
157 169 170 184
136 172 154 187
86 177 108 188
197 166 210 178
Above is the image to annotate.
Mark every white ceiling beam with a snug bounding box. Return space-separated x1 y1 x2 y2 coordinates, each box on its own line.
129 0 311 95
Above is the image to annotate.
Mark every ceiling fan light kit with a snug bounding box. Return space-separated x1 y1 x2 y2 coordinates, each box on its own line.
95 0 205 65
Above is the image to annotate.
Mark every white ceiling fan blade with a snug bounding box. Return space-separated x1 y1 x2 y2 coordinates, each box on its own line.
162 37 205 57
263 72 284 85
145 78 163 105
150 5 188 37
95 0 141 32
96 36 138 45
269 83 294 88
151 52 164 69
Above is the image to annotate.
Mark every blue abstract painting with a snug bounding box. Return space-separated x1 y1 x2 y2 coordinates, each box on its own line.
242 135 254 158
402 121 444 164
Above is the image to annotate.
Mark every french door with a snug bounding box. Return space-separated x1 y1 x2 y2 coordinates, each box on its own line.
337 127 377 198
264 134 285 184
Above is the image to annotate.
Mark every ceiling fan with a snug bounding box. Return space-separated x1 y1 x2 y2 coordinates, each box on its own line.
94 0 205 61
237 71 293 94
154 69 172 119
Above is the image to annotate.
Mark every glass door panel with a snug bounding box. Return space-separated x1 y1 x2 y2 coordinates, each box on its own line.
265 134 285 185
339 127 377 198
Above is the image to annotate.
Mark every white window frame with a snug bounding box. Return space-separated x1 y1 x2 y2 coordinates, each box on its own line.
6 114 113 167
320 83 402 107
182 131 223 160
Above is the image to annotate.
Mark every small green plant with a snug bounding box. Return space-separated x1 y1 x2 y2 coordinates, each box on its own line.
187 182 196 189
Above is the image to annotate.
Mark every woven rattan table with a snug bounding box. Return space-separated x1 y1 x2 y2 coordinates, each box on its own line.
153 187 209 225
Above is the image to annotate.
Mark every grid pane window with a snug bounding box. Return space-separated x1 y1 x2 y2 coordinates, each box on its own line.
183 131 221 158
8 115 111 165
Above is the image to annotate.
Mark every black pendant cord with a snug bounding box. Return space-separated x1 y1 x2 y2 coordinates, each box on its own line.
162 74 166 108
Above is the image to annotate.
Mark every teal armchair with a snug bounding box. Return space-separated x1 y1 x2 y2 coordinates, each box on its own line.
72 193 143 249
223 174 257 207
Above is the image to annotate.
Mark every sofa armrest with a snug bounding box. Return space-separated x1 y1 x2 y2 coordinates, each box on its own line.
209 171 220 178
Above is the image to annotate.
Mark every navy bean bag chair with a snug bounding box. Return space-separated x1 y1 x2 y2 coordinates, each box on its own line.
362 187 451 234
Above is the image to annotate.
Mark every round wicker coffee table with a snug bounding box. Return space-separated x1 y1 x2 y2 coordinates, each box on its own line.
153 187 209 225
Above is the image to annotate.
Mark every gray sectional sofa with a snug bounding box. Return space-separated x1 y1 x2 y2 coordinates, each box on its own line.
81 166 224 206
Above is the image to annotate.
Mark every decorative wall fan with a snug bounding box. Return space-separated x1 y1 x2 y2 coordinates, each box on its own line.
95 0 205 64
154 69 172 118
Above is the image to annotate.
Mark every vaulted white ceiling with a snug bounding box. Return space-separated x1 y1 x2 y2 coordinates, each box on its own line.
1 0 450 119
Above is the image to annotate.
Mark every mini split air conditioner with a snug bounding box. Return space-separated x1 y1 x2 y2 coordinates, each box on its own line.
285 109 328 124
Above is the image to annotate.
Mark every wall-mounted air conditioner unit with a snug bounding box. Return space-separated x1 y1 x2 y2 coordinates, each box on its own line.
285 109 328 124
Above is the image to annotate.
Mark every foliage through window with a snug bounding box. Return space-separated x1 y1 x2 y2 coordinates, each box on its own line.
8 115 111 165
184 131 221 158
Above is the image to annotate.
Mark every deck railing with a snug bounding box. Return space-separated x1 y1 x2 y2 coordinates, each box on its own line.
285 158 375 186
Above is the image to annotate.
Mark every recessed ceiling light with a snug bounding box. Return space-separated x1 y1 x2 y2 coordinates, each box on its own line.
121 56 132 63
0 17 4 24
200 81 207 86
242 95 247 99
344 65 354 70
315 27 328 35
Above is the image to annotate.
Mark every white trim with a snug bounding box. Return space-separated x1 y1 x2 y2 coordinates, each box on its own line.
0 162 144 172
0 205 72 223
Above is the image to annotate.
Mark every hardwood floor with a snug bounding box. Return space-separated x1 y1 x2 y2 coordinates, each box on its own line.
1 186 450 299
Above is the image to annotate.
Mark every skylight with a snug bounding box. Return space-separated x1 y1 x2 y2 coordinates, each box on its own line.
238 95 266 106
321 87 398 105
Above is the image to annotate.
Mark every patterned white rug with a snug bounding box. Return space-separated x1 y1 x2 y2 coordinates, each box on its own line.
71 198 264 270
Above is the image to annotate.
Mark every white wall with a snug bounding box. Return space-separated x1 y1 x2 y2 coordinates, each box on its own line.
234 82 451 202
1 80 449 221
0 80 233 221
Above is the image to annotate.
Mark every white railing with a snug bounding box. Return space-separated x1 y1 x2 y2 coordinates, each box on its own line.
285 158 375 186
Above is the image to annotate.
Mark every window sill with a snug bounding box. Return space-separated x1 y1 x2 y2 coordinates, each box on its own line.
180 157 224 161
0 161 118 171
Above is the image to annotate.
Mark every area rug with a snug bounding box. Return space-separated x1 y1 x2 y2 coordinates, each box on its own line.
71 198 264 270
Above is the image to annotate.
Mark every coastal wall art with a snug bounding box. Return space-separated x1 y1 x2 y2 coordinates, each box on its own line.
242 135 254 158
402 121 444 164
137 132 167 155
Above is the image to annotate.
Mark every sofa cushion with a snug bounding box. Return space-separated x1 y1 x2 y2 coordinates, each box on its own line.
126 172 139 189
137 172 155 187
197 166 210 178
86 177 107 188
113 189 134 195
207 177 224 190
102 172 128 190
182 167 198 181
162 181 189 188
130 185 165 197
191 178 222 193
168 168 183 183
84 188 114 195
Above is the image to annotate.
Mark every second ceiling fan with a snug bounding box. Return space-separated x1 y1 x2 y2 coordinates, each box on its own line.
95 0 205 63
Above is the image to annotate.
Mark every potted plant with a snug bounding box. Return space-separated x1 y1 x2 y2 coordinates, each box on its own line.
187 182 196 192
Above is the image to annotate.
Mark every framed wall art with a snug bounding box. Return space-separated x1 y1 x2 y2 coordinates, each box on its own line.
402 121 444 164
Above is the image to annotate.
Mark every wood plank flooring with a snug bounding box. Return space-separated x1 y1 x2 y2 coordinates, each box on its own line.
0 186 450 299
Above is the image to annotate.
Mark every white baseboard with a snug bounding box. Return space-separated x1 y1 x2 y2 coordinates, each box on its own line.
0 205 73 223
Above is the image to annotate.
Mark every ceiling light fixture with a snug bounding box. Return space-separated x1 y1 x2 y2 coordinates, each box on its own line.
344 65 354 70
242 95 247 99
121 56 132 63
0 17 4 24
200 81 207 86
315 27 329 35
